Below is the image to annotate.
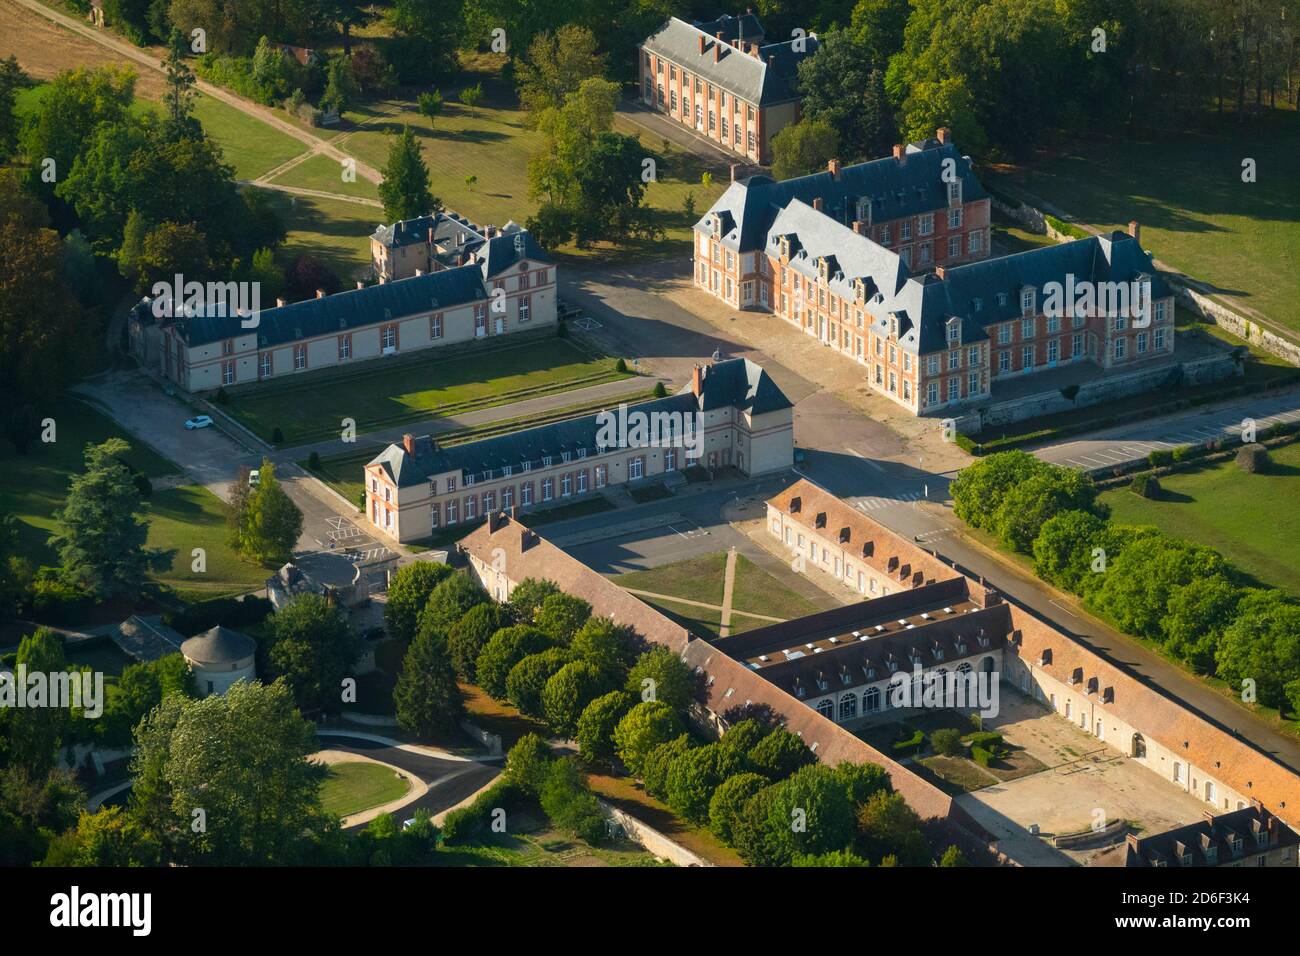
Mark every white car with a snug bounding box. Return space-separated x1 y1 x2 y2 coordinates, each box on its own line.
248 469 260 487
184 415 214 430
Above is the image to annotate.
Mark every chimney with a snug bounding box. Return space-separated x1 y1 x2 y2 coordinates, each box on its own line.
892 144 904 162
852 220 866 236
275 297 286 308
730 163 739 182
935 266 945 279
691 365 703 397
356 281 364 290
488 510 503 532
827 158 841 180
936 126 951 144
521 528 538 552
699 34 706 55
315 288 326 299
1128 220 1141 244
812 197 823 212
428 226 435 243
715 39 723 63
415 268 424 277
378 275 387 284
401 433 415 456
767 54 775 68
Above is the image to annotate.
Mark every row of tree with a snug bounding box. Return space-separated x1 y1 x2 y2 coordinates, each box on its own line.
953 451 1300 715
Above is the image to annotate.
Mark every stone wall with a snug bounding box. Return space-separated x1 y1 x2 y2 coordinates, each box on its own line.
599 799 713 867
1169 276 1300 367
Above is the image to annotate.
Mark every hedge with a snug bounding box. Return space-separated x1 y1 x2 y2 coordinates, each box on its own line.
440 779 521 844
892 728 925 757
971 745 994 768
1045 214 1089 240
164 594 273 636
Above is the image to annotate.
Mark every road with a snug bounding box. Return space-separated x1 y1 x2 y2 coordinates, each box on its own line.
1034 386 1300 472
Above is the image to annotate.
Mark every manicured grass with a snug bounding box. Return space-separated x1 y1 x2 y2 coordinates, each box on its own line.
640 597 724 639
259 188 382 283
223 337 627 446
992 111 1300 335
1099 442 1300 593
916 754 998 793
318 761 411 818
0 398 178 568
265 151 381 201
434 821 665 867
613 552 728 606
144 484 269 602
191 94 308 181
729 554 830 620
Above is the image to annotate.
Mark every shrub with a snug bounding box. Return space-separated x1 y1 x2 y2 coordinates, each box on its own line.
930 728 964 757
967 731 1003 752
642 734 691 798
615 358 628 373
1130 473 1161 499
971 745 994 767
308 451 322 470
440 780 520 843
1171 444 1194 463
892 728 924 757
1237 443 1270 473
1147 449 1173 468
504 733 553 795
652 381 667 398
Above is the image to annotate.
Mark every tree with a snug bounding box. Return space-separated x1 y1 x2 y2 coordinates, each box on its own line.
505 576 559 623
0 56 24 161
50 439 157 600
252 35 291 93
1163 575 1242 671
938 845 969 866
128 680 332 865
320 56 358 115
708 771 769 844
418 573 489 634
394 626 464 737
0 514 32 616
538 756 606 843
575 690 634 766
503 732 552 794
6 629 68 778
793 848 872 866
378 126 437 222
416 89 444 126
641 733 690 799
856 790 932 865
796 31 895 161
664 743 730 823
386 0 463 83
228 459 302 564
1214 590 1300 711
42 806 161 867
161 28 199 140
505 647 572 718
612 699 684 775
624 646 695 712
731 784 780 866
384 560 454 643
1093 534 1227 641
758 763 857 864
951 451 1044 532
1032 509 1108 593
104 654 195 747
571 616 638 678
0 172 89 452
849 0 911 66
541 660 610 737
475 625 551 699
748 726 816 781
446 601 501 679
993 466 1104 553
833 761 891 807
770 118 841 180
459 82 484 117
284 254 341 302
517 24 608 116
268 593 358 714
533 592 591 644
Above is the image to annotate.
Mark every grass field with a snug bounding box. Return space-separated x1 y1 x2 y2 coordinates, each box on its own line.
318 761 411 818
436 815 666 867
992 111 1300 335
144 484 269 602
266 152 380 200
192 94 307 181
1099 442 1300 594
261 189 381 282
224 337 627 446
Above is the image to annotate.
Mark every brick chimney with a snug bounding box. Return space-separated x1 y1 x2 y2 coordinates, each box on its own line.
414 268 423 277
276 297 286 308
1128 220 1141 243
356 281 364 290
378 275 387 284
315 288 326 299
936 126 951 144
827 158 841 180
767 54 775 68
730 163 740 182
935 266 945 279
401 433 415 455
812 197 823 212
715 32 724 62
698 34 706 55
428 226 435 243
892 144 904 162
691 365 703 397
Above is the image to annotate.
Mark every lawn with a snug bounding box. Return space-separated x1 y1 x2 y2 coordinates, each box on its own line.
318 761 411 818
259 188 382 283
729 554 831 620
991 111 1300 335
144 484 269 602
265 152 380 201
1099 441 1300 594
0 398 178 567
223 337 628 446
435 815 666 867
613 552 728 606
191 94 307 181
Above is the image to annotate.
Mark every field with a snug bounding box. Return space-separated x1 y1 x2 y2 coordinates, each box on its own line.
1099 442 1300 594
991 111 1300 336
319 761 411 818
0 398 264 600
225 337 629 446
266 152 381 201
436 812 666 868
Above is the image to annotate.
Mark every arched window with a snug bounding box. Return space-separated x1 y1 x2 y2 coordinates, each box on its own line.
864 687 880 712
838 693 858 722
981 656 996 674
816 698 833 719
1132 733 1146 759
956 662 973 675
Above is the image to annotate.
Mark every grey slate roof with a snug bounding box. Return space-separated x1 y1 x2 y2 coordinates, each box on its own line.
181 626 256 665
371 357 792 486
174 265 488 348
112 615 186 663
641 16 819 106
476 227 550 279
698 140 988 253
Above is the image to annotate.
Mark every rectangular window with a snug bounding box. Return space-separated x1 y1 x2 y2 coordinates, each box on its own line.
1022 345 1034 369
998 350 1010 373
967 346 979 366
259 352 272 377
483 490 496 512
1021 289 1035 315
521 483 533 506
464 495 477 520
927 381 938 406
1155 328 1165 350
900 220 912 241
1047 338 1059 363
446 500 459 524
431 315 443 339
594 465 607 488
501 486 513 509
1022 318 1035 339
1114 338 1126 359
1137 332 1148 354
997 324 1011 345
947 377 959 402
474 305 487 335
1072 333 1083 358
293 344 307 371
381 325 397 350
878 226 891 247
338 334 351 359
947 236 961 258
222 360 235 385
577 470 588 493
519 296 530 323
541 478 554 502
948 207 962 229
918 242 931 264
918 214 934 236
561 473 572 497
629 456 644 480
968 231 981 253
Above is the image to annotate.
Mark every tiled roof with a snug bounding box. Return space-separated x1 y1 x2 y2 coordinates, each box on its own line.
641 17 818 106
371 358 791 486
181 626 256 665
112 615 186 663
1125 806 1297 867
174 265 488 348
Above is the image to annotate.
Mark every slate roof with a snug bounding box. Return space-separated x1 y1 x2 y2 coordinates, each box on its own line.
1125 807 1297 867
112 615 186 663
475 227 550 279
641 17 818 106
371 211 485 251
172 265 488 348
699 141 988 253
181 626 256 665
371 358 791 486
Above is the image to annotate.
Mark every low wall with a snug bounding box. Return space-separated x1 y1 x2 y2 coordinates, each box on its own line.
969 352 1241 431
460 719 502 757
1169 277 1300 367
598 799 713 867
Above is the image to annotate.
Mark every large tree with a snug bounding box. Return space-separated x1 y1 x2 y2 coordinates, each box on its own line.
384 560 454 644
796 30 896 161
516 24 608 116
128 680 332 865
770 118 842 180
50 438 158 600
378 126 437 222
394 627 464 737
227 459 302 564
268 593 358 714
6 629 68 779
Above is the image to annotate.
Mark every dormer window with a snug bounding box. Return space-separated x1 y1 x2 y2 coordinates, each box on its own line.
996 292 1008 307
947 180 962 206
818 257 828 280
1205 846 1218 865
1021 288 1036 315
946 316 961 344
